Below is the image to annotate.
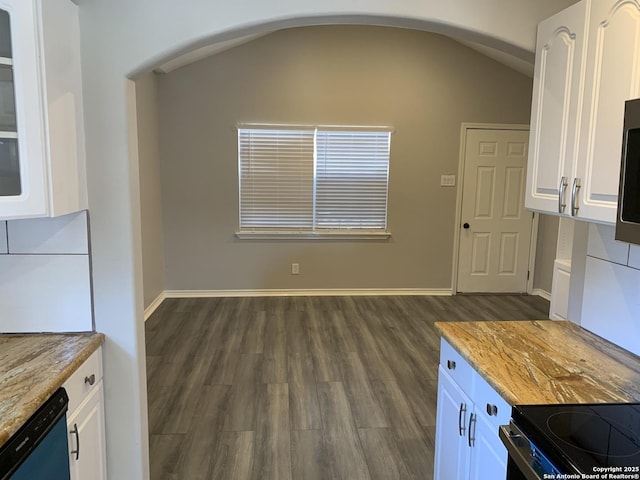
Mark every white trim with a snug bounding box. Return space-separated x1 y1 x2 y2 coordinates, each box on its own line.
237 122 394 133
531 288 551 301
452 123 531 294
143 291 166 321
164 288 452 298
235 230 391 240
526 211 540 294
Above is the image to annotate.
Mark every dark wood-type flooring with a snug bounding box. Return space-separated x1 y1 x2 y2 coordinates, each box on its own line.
146 294 549 480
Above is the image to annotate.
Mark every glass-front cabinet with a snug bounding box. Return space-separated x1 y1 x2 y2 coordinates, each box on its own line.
0 9 20 198
0 0 86 219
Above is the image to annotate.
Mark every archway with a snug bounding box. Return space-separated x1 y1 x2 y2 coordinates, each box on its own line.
77 2 579 478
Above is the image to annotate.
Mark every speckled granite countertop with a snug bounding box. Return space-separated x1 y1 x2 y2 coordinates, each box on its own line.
435 320 640 405
0 333 105 448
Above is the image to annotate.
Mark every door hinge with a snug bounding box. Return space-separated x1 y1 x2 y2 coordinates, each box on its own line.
527 270 530 280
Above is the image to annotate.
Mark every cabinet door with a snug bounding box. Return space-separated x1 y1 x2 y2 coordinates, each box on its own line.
468 408 508 480
576 0 640 223
0 0 85 220
67 381 107 480
526 0 588 215
434 366 471 480
0 0 48 218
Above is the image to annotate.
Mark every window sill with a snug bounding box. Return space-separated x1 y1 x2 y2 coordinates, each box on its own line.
235 230 391 240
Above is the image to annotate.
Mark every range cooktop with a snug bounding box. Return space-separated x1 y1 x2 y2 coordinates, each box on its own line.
513 402 640 474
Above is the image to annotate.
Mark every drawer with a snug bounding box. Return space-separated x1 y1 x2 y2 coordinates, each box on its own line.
473 372 510 430
63 346 103 414
439 338 474 398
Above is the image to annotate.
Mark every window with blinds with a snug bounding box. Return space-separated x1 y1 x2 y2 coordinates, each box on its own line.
238 125 391 234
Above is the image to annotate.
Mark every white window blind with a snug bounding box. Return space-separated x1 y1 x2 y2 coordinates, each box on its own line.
316 130 390 229
238 128 314 228
238 125 391 234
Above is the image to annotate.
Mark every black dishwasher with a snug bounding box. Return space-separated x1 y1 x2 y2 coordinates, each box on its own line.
0 388 71 480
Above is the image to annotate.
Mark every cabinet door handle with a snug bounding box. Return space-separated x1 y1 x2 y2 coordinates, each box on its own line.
70 423 80 460
468 412 477 447
558 176 568 213
85 374 96 386
458 403 467 436
571 177 581 216
447 360 456 370
486 403 498 416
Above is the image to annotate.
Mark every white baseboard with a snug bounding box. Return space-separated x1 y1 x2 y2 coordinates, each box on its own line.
164 288 453 298
531 288 551 301
144 287 548 318
144 291 167 321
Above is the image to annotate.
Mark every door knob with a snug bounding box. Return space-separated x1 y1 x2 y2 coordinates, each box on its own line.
463 223 470 229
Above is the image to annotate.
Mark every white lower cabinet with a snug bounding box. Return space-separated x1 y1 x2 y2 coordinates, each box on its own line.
434 367 471 480
63 346 107 480
67 381 107 480
468 400 509 480
434 339 510 480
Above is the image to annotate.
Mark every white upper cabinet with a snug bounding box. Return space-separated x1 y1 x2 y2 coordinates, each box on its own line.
527 0 640 224
0 0 87 220
526 0 588 215
575 0 640 223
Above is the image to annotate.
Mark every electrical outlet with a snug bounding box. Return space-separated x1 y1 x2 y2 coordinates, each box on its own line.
291 263 300 275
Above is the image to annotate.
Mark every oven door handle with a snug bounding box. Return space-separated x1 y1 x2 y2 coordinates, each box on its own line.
498 424 543 480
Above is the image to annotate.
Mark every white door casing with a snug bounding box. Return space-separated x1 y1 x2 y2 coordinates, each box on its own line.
457 128 533 293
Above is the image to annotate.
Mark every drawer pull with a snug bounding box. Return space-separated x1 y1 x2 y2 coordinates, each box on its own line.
84 374 96 386
447 360 456 370
486 403 498 416
70 423 80 460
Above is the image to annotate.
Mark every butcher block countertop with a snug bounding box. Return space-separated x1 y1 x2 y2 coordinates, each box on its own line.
435 320 640 405
0 332 105 448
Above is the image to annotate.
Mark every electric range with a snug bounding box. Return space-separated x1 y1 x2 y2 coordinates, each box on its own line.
499 402 640 479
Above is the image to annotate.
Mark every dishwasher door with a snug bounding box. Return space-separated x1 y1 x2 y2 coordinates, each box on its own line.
0 388 70 480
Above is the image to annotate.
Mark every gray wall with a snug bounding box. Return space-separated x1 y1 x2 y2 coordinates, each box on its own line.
136 73 166 307
533 213 559 294
156 25 535 292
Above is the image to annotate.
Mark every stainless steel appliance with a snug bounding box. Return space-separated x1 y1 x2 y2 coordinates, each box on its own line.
500 402 640 480
0 388 71 480
616 98 640 245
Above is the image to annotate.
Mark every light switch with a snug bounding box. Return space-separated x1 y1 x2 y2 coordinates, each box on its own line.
440 175 456 187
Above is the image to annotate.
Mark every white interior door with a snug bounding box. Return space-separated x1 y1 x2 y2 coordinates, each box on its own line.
457 128 532 293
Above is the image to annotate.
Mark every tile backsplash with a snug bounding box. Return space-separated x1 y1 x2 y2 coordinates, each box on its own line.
629 245 640 270
0 211 93 333
582 224 640 356
7 213 89 254
0 222 6 254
